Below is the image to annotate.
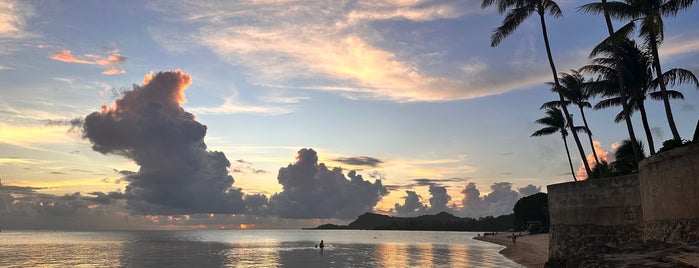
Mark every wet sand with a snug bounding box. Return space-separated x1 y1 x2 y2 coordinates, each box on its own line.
474 232 548 268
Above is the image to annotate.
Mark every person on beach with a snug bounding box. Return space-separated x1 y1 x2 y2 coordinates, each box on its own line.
319 240 324 250
512 233 517 245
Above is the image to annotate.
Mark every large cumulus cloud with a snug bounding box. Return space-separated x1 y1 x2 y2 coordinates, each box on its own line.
268 148 387 219
394 190 427 217
83 70 244 215
459 181 542 218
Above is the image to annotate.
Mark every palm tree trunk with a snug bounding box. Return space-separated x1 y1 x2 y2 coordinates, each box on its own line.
539 11 592 178
579 106 600 165
638 101 656 155
600 4 642 164
562 134 578 181
649 36 682 141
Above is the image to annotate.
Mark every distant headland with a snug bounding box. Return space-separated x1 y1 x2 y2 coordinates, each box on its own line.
309 212 515 232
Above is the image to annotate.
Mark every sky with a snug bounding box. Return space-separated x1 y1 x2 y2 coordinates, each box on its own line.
0 0 698 230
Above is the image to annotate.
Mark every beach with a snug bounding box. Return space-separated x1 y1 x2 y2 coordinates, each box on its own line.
474 233 549 268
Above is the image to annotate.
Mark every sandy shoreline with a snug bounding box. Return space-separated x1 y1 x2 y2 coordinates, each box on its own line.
473 232 548 268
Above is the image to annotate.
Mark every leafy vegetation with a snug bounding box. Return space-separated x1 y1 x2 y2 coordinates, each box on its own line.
513 193 549 233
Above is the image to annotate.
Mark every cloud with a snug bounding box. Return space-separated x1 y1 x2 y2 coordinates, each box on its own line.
394 190 426 217
267 148 388 219
480 182 519 217
51 49 126 75
231 159 267 175
150 1 557 102
0 0 33 38
333 156 383 167
517 184 541 197
426 184 452 214
577 140 613 179
82 70 245 215
458 181 539 218
86 191 126 205
659 35 699 58
103 69 126 75
45 117 84 132
460 182 483 218
186 95 292 115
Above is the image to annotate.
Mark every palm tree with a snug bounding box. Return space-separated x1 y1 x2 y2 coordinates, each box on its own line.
532 108 584 181
579 1 642 164
583 38 698 155
580 0 696 141
542 70 600 165
613 139 646 174
482 0 593 177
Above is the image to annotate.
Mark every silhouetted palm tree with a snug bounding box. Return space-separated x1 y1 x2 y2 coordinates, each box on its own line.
580 0 696 141
482 0 592 177
579 1 642 163
532 108 588 181
542 70 600 165
583 38 697 155
613 139 645 174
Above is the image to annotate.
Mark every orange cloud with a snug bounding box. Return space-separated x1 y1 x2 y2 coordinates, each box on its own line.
51 49 126 75
51 50 94 64
577 140 613 179
102 69 125 75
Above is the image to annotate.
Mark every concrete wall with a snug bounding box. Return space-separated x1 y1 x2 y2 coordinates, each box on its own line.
639 143 699 244
548 174 642 226
547 143 699 263
547 175 642 259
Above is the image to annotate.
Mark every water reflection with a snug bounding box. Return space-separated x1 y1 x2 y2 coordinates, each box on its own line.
0 230 520 267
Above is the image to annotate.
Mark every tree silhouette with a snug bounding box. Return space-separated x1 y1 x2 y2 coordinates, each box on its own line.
542 70 600 165
482 0 592 177
580 0 696 141
532 108 588 181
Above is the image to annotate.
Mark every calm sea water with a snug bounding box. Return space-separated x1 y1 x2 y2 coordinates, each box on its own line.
0 230 520 267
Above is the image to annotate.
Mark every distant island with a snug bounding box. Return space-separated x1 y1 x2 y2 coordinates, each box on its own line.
309 212 515 232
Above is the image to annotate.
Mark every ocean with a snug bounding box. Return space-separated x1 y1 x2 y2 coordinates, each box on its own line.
0 230 521 267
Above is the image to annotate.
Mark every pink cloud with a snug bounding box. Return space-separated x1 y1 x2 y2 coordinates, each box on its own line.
577 140 614 179
51 49 126 75
102 69 126 75
51 50 94 64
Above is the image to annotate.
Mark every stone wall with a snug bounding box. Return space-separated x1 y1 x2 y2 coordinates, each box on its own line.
639 143 699 244
547 143 699 264
547 174 642 260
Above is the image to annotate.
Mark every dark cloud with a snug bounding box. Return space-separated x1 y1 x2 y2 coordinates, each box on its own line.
267 148 388 219
82 70 245 215
458 181 541 218
426 184 452 214
113 169 136 176
394 190 426 217
50 171 66 175
86 191 126 204
45 117 84 132
481 182 520 217
517 184 541 197
460 182 482 218
243 194 268 215
333 156 383 167
232 159 267 175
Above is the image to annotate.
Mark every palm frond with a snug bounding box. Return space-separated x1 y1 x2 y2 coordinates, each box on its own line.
491 4 535 47
543 0 563 18
594 97 623 110
589 22 636 58
660 0 696 17
578 1 641 20
649 90 684 100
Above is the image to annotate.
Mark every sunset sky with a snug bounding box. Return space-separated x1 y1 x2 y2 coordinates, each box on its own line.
1 0 698 229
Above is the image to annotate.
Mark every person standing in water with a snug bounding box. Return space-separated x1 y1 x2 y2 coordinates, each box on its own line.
319 240 324 250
